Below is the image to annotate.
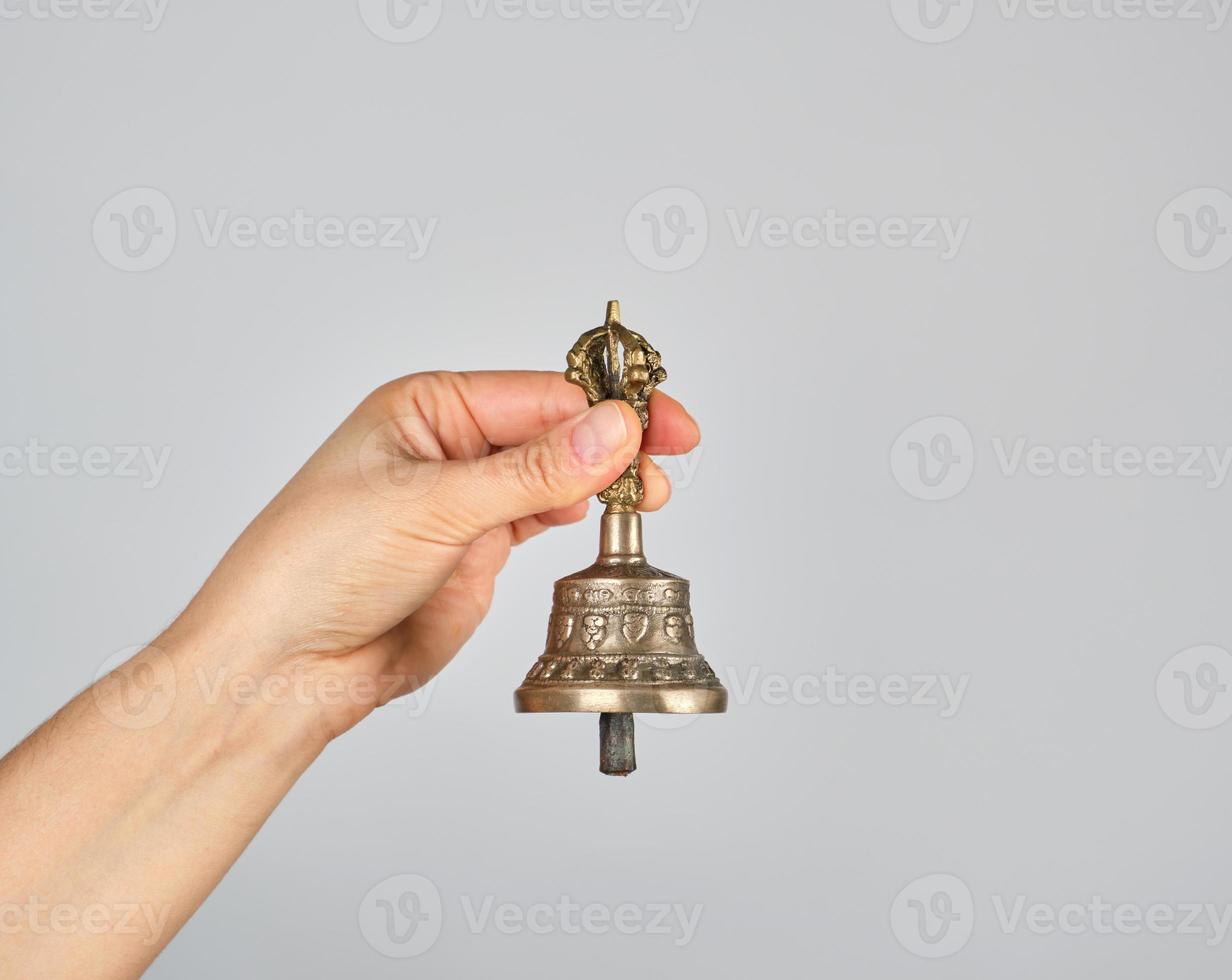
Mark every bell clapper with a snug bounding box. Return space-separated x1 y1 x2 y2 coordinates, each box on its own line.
599 712 636 777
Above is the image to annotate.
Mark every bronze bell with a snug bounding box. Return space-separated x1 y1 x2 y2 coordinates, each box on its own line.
515 301 727 776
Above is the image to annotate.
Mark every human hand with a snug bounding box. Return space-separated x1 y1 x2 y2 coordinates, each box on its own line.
1 368 706 978
181 370 701 738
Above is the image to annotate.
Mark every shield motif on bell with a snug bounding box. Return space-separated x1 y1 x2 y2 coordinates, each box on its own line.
621 612 649 644
664 614 685 643
582 615 607 651
555 615 574 647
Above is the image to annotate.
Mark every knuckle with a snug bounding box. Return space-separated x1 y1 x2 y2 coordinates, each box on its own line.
367 370 457 412
516 440 567 501
406 370 457 397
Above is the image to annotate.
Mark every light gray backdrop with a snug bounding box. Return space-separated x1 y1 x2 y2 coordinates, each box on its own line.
4 0 1232 976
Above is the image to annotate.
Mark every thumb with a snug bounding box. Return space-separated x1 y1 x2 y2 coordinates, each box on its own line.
429 400 641 542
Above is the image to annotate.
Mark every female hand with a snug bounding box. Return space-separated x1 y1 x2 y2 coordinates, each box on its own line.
183 369 701 737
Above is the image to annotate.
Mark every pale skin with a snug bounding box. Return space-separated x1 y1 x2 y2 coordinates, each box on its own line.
0 370 701 979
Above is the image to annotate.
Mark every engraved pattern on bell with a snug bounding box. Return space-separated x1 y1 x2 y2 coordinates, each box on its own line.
514 510 726 714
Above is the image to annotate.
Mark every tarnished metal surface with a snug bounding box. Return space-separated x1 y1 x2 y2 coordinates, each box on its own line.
514 302 728 775
599 713 636 777
514 511 726 714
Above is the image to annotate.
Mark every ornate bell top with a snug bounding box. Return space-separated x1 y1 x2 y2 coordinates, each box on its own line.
564 300 667 513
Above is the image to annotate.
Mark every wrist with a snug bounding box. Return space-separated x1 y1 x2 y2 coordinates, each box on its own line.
116 616 340 776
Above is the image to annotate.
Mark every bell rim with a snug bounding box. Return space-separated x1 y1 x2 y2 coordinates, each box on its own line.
513 684 727 714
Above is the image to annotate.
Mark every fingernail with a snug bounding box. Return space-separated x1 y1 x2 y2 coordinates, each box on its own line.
571 402 630 464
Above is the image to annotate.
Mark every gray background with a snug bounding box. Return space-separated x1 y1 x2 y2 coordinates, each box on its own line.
4 0 1232 976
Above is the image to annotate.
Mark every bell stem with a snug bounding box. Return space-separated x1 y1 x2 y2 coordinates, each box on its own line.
598 510 644 562
599 712 636 776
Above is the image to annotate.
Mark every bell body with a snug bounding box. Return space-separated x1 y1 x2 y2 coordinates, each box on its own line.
515 512 727 715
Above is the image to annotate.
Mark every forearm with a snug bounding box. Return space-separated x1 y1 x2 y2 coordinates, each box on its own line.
0 617 333 979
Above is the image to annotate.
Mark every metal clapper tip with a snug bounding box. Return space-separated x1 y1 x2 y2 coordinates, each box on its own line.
599 712 636 776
